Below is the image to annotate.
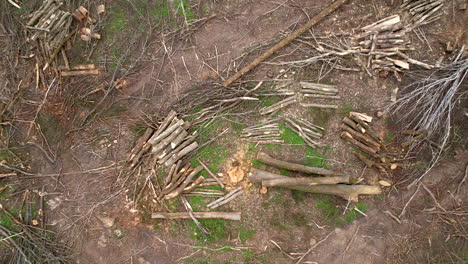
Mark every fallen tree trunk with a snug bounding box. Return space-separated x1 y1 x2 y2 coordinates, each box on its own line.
223 0 350 86
256 152 338 176
152 212 241 220
262 175 351 187
250 168 381 202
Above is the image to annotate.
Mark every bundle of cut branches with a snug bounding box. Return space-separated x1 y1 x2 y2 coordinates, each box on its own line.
258 81 340 114
241 118 283 144
275 7 442 78
26 0 72 59
128 110 199 169
299 81 340 109
341 112 381 155
283 116 324 148
401 0 445 29
388 47 467 185
250 152 381 202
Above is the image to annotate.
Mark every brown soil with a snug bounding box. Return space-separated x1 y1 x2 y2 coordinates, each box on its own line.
1 0 467 263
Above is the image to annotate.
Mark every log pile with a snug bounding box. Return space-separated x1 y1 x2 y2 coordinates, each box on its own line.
299 82 340 109
340 112 393 173
258 81 341 114
340 112 381 155
241 118 283 144
128 110 199 169
250 152 381 202
240 116 325 147
26 0 73 53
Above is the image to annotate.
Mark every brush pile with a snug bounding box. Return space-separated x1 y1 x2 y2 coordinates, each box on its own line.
26 0 72 54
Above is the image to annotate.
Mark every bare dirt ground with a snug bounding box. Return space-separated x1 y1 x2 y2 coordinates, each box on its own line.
0 0 467 263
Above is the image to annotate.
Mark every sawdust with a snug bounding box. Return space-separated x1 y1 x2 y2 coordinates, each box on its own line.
225 145 250 185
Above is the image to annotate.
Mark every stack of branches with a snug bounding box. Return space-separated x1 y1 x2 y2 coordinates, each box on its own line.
339 112 395 173
0 203 70 264
276 4 443 78
26 0 73 71
258 81 341 114
387 47 467 186
284 116 324 148
249 152 381 202
352 15 434 77
129 110 199 169
240 116 325 147
241 118 283 144
401 0 445 28
299 81 340 109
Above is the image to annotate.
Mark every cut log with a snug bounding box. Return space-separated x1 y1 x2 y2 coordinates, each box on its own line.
128 127 154 161
164 141 198 167
249 168 381 202
223 0 350 86
342 117 365 133
61 69 100 76
162 163 191 194
197 159 225 188
154 110 177 136
349 112 372 123
148 119 184 145
152 212 241 220
299 82 338 93
164 166 204 200
158 132 197 165
341 132 378 154
0 173 17 178
341 124 380 149
260 96 297 115
183 176 205 192
347 115 382 142
361 15 400 32
59 64 96 70
208 190 244 209
303 94 341 100
256 152 338 176
262 175 351 187
300 103 338 109
171 130 188 149
207 186 242 208
151 125 187 154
